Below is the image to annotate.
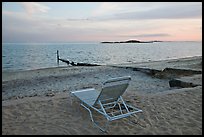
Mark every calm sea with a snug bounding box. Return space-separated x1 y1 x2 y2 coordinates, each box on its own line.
2 41 202 72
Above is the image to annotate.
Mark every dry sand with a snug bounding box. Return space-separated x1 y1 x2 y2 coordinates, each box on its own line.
2 56 202 135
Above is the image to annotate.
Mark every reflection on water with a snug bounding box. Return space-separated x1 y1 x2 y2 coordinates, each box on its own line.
2 41 202 72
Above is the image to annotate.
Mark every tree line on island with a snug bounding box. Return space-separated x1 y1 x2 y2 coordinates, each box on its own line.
101 40 163 43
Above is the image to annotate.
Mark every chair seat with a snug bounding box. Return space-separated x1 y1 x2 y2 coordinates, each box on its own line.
71 88 100 106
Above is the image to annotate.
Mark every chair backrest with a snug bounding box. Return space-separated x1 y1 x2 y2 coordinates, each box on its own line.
94 76 131 105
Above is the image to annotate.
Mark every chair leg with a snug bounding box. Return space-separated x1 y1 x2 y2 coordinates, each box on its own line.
80 103 110 132
126 112 146 128
93 119 109 133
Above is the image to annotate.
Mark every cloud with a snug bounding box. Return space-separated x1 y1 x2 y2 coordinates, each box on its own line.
92 2 202 20
21 2 50 15
3 10 201 42
119 33 171 38
92 2 123 16
116 4 201 20
2 2 202 42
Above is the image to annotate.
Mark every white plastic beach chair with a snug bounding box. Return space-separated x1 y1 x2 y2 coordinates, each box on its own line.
71 76 143 132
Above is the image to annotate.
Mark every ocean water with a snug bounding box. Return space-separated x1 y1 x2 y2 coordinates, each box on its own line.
2 41 202 72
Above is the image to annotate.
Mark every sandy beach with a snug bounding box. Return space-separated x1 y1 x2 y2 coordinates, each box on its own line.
2 56 202 135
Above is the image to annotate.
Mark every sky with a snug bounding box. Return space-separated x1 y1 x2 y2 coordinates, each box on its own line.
2 2 202 43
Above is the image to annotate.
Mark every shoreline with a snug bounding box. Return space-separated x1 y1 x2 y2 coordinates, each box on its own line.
2 56 202 135
2 55 202 79
2 56 202 100
2 55 202 74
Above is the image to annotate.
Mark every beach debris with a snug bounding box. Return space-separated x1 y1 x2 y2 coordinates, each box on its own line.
129 66 202 79
56 50 100 66
33 94 38 97
122 65 202 89
46 92 55 97
169 79 199 88
132 68 160 76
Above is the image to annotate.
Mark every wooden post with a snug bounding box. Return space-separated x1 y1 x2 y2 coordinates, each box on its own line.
57 50 59 65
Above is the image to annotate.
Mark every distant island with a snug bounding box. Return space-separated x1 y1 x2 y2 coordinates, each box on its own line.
101 40 163 43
